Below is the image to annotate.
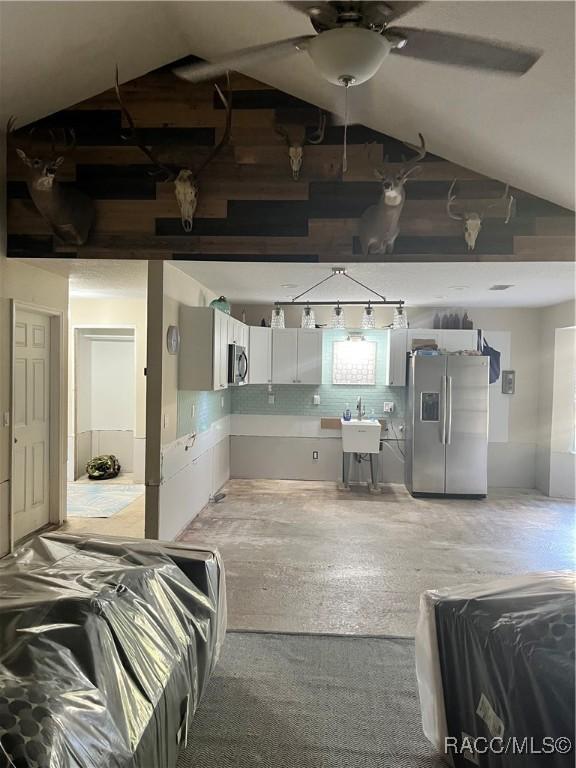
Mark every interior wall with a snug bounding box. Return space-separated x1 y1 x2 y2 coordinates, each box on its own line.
1 126 69 554
69 297 146 481
6 66 574 263
145 262 230 540
536 300 575 494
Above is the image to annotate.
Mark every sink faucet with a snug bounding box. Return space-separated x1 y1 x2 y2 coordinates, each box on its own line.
356 396 365 420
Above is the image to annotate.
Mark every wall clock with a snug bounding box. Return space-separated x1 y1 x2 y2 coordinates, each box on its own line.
166 325 180 355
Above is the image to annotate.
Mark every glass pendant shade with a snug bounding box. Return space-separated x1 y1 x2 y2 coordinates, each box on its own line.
361 304 376 329
331 303 346 329
301 305 316 329
393 306 408 329
271 304 285 329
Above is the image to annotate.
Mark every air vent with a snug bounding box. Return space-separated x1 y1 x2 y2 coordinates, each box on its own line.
489 284 514 291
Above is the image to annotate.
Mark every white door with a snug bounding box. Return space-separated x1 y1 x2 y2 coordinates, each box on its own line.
297 329 323 384
13 310 51 540
272 329 298 384
249 326 272 384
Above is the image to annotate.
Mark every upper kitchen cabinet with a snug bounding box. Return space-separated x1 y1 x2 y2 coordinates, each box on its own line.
386 329 408 387
179 307 240 391
297 329 323 384
249 326 272 385
272 329 323 385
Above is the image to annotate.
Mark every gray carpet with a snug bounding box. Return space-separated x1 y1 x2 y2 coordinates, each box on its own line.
178 632 444 768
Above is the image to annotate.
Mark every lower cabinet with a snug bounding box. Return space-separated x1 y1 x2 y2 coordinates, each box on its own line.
272 329 323 385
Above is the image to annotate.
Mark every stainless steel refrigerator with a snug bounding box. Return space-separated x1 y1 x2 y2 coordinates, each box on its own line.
405 354 489 497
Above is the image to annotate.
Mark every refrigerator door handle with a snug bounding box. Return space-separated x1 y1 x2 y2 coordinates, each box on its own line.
446 375 453 445
440 375 447 445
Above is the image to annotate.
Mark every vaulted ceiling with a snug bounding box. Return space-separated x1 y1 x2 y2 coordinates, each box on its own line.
1 1 574 210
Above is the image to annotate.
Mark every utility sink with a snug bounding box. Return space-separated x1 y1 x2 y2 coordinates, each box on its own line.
341 418 382 453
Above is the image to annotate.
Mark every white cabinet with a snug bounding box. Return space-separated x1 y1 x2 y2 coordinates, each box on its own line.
249 326 272 384
272 329 298 384
388 328 480 386
406 328 477 353
297 329 323 384
216 310 229 390
441 329 477 352
386 329 408 386
272 328 323 385
179 308 250 391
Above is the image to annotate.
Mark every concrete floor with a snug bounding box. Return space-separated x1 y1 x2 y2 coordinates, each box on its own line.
179 479 575 637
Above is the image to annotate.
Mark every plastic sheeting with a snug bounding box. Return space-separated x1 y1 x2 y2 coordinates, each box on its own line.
416 572 575 767
0 533 226 768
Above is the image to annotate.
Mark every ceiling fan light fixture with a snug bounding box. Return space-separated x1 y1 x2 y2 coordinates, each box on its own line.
308 27 392 86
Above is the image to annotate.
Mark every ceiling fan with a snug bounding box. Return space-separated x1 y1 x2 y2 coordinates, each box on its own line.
174 1 542 87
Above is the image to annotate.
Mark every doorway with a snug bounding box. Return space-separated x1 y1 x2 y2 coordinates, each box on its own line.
67 327 144 528
11 305 64 543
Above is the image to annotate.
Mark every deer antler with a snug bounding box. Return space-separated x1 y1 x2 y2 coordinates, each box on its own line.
399 132 426 178
481 183 514 223
114 66 176 180
447 179 465 221
194 73 232 178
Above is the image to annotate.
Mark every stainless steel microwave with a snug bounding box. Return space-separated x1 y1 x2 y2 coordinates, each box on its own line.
228 343 248 385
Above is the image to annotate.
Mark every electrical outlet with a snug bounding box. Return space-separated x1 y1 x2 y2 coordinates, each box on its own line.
2 412 9 428
268 393 275 405
313 394 321 405
191 404 196 418
312 451 319 461
383 402 395 413
221 396 225 408
163 413 169 429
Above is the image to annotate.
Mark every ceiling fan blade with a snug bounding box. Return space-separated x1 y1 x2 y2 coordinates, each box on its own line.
389 27 541 75
174 36 315 83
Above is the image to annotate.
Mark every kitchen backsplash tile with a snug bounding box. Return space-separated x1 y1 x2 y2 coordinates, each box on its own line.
178 389 231 438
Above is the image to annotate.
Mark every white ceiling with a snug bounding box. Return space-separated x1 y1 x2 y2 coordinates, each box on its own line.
21 259 148 299
1 1 574 209
175 260 575 308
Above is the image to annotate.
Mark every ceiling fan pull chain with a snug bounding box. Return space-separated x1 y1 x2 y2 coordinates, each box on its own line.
342 82 349 174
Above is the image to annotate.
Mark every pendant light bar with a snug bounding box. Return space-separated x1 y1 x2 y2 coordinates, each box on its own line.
274 300 404 307
289 267 391 304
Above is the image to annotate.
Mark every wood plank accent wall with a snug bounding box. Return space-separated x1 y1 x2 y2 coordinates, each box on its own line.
6 63 575 262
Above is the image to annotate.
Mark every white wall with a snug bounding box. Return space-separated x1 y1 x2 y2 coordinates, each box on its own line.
90 339 134 430
1 128 69 554
548 325 576 498
536 300 575 495
145 262 229 540
69 297 147 481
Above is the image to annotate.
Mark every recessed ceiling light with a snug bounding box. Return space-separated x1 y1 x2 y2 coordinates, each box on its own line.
489 284 514 291
281 283 297 289
449 285 469 291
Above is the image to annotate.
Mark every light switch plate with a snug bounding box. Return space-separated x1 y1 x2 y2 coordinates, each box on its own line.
268 393 275 405
313 394 321 405
383 402 395 413
2 412 9 428
502 370 515 395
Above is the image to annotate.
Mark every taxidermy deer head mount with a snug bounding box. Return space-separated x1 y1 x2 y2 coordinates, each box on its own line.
8 118 95 245
359 133 426 256
115 68 232 232
447 180 514 251
275 109 326 180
